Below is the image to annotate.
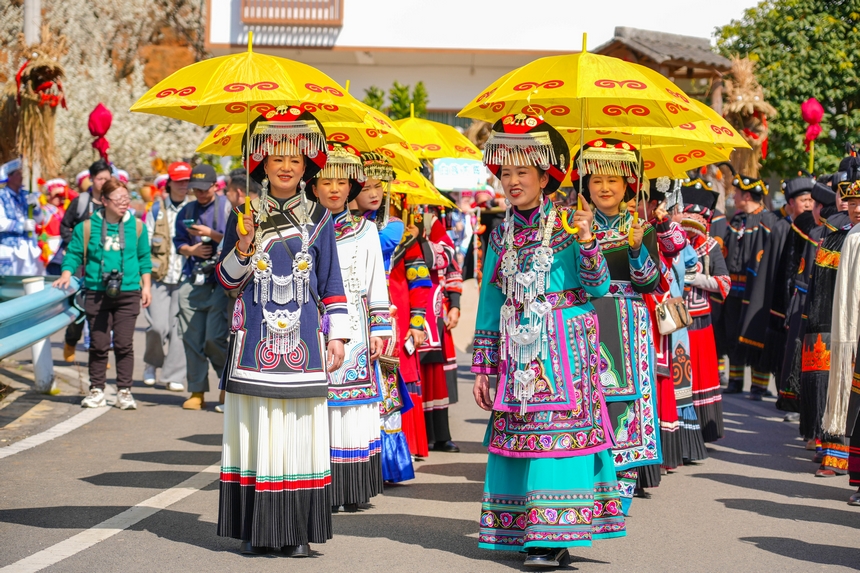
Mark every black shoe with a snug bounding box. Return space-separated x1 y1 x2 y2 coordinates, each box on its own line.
239 542 267 555
634 487 652 499
343 503 359 512
723 381 743 394
435 440 461 453
524 547 570 568
747 392 763 402
282 544 310 558
783 412 800 422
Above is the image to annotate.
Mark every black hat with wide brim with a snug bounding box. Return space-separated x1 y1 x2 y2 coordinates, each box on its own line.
308 141 365 204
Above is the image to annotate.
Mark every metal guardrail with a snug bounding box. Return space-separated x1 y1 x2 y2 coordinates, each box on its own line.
0 276 82 393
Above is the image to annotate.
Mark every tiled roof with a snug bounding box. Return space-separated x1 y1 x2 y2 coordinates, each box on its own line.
596 27 731 71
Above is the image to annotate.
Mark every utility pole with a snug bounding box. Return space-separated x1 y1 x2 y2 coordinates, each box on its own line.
23 0 41 45
22 0 41 192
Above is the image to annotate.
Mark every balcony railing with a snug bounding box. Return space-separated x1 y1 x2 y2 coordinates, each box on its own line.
241 0 344 26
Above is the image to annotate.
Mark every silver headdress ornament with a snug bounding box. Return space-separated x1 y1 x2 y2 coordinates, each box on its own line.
317 143 366 182
576 146 638 177
249 120 326 164
484 131 558 169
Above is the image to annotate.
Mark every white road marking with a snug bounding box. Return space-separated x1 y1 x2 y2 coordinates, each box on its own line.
0 387 116 460
0 464 220 573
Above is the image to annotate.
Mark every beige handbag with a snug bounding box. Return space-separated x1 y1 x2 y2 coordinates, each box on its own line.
655 292 693 335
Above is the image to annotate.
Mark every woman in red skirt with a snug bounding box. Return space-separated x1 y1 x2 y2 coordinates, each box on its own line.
680 178 730 442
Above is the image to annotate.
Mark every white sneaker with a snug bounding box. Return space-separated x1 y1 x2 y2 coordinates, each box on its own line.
214 404 224 414
165 382 184 392
81 388 106 408
143 364 157 386
116 388 137 410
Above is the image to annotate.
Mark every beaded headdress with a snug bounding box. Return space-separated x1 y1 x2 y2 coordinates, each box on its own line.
483 113 569 195
243 106 328 185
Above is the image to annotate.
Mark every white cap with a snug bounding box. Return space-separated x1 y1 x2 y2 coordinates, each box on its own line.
75 170 90 187
0 158 22 183
116 169 129 184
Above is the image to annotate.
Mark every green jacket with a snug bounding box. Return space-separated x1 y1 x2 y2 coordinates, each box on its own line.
61 210 151 292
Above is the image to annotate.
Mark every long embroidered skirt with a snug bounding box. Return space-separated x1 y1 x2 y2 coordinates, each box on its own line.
402 386 429 457
218 393 333 547
329 402 383 506
689 326 724 442
479 450 626 550
657 373 682 471
381 411 415 482
422 361 452 444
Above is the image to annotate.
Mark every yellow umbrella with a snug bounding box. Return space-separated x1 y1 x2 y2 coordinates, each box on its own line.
394 105 482 160
373 142 422 173
459 34 710 129
130 32 366 126
391 169 457 209
197 118 410 157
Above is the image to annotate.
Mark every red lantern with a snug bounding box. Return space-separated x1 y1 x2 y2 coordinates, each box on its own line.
801 97 824 152
88 103 113 162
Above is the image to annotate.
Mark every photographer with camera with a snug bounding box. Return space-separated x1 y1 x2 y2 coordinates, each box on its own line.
173 164 231 410
54 178 151 410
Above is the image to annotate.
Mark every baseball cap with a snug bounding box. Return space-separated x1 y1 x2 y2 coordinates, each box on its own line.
188 164 218 190
168 161 192 181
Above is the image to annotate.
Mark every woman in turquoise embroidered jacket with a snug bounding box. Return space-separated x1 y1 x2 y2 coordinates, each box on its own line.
471 115 624 568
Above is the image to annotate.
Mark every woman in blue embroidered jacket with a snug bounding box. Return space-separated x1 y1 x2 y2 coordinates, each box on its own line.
571 139 664 515
471 115 622 569
215 108 350 557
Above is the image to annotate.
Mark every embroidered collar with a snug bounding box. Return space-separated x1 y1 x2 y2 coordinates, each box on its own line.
593 209 630 230
512 204 543 227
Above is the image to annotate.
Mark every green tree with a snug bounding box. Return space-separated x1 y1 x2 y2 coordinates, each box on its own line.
363 86 385 111
388 81 413 120
716 1 860 175
411 81 429 118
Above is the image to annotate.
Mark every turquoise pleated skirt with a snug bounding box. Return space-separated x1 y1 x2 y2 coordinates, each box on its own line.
478 449 627 551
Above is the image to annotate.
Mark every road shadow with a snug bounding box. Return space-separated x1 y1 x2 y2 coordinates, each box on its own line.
692 473 853 503
381 481 484 502
417 462 486 482
81 470 201 489
435 440 487 454
740 536 860 568
464 418 490 425
0 505 128 529
179 434 223 447
121 450 221 466
718 498 860 529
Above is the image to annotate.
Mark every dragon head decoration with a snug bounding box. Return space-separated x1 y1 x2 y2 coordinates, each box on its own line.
722 57 776 178
0 25 68 176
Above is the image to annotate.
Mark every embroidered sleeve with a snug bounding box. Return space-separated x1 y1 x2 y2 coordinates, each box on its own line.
216 211 252 290
629 248 659 291
405 240 431 323
578 239 610 296
366 226 392 337
0 192 24 234
656 220 687 259
472 242 504 374
444 255 463 310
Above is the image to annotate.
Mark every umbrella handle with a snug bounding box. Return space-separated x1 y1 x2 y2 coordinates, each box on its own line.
628 211 638 247
561 210 579 235
239 196 251 235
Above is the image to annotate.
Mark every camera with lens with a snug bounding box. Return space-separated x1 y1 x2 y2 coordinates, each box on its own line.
102 269 124 298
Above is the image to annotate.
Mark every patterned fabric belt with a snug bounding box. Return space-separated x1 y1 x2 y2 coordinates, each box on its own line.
512 288 589 310
591 281 639 299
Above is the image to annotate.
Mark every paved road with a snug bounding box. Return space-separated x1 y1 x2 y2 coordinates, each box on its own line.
1 317 858 573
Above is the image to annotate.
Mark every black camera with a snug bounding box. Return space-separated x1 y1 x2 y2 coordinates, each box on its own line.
102 270 123 298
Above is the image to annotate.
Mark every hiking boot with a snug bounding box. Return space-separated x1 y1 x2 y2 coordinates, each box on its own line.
116 389 137 410
63 343 76 362
165 382 185 392
81 388 106 408
182 392 206 410
143 364 156 386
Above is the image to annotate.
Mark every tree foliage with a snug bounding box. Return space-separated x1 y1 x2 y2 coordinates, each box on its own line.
362 86 385 111
362 81 430 119
716 1 860 175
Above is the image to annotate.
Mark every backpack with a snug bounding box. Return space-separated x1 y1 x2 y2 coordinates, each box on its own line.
148 199 172 282
82 216 143 262
76 192 91 220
